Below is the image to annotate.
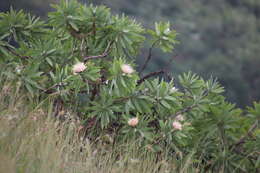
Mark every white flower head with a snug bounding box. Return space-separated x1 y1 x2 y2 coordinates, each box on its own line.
121 64 134 74
128 117 138 127
72 62 86 74
175 114 184 121
15 66 23 74
172 121 182 130
170 87 178 93
164 28 171 34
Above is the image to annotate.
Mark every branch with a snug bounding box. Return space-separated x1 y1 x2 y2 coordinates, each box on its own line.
163 54 179 81
41 81 68 94
140 41 158 73
230 120 259 149
83 41 113 62
232 147 258 161
174 104 197 117
113 96 131 104
171 90 209 118
90 84 99 101
67 24 91 40
137 70 164 85
3 46 30 59
140 51 178 82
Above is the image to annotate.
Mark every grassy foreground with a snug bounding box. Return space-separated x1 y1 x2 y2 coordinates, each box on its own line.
0 90 189 173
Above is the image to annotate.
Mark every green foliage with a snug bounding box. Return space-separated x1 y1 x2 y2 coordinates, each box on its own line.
0 7 45 42
0 1 259 171
148 22 178 52
94 0 260 107
2 0 260 107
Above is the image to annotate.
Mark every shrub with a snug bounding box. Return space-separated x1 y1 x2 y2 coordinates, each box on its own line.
0 0 259 171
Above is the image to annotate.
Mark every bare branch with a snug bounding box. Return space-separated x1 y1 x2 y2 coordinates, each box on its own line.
163 54 179 81
140 49 178 81
137 70 164 85
83 41 113 62
140 47 153 73
140 41 158 74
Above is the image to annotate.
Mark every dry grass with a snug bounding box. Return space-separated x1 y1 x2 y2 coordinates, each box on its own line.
0 88 181 173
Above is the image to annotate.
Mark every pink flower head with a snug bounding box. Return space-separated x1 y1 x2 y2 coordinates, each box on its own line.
128 117 138 127
175 114 184 121
72 62 86 74
2 85 11 94
121 64 134 74
77 125 84 132
172 121 182 130
32 116 38 121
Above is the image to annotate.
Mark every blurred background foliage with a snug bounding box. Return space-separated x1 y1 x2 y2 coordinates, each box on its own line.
1 0 259 107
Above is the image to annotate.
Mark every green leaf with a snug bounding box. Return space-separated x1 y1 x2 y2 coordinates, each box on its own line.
68 21 79 32
161 100 171 109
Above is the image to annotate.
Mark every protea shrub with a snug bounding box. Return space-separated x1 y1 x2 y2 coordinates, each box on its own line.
0 0 259 171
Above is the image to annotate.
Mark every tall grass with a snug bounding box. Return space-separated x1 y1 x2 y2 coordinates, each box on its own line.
0 87 186 173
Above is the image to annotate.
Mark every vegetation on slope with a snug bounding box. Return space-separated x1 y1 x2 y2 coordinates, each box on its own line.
0 1 260 172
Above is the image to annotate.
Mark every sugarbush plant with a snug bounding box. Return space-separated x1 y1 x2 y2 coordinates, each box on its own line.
0 0 259 171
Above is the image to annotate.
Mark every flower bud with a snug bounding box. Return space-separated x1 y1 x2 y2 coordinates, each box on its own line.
172 121 182 130
170 87 178 93
121 64 134 74
72 62 86 74
175 114 184 121
128 117 138 127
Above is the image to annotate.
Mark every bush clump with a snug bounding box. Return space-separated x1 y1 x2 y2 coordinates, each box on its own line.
0 0 259 172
